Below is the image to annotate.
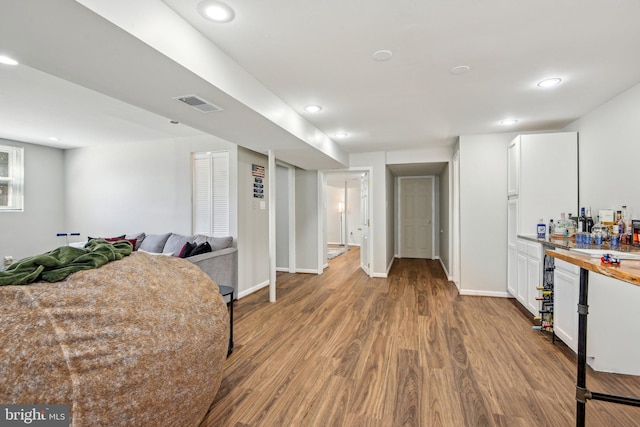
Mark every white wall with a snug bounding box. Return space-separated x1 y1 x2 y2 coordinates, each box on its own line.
326 185 343 244
65 135 238 240
564 81 640 217
295 169 320 272
237 147 270 297
458 132 517 296
0 139 66 261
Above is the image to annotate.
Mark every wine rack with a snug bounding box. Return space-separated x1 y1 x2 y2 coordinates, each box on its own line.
533 253 555 341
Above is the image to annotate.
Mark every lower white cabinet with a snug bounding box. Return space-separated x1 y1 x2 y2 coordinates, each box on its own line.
515 238 542 316
553 259 579 353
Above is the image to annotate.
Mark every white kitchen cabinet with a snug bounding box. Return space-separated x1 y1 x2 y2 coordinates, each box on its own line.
553 259 579 353
507 136 520 196
516 244 527 305
526 243 541 314
507 199 519 296
515 238 542 315
518 132 578 235
585 273 640 376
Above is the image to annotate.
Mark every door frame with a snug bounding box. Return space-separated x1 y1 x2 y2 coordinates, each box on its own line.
320 167 373 277
397 176 435 259
452 150 461 289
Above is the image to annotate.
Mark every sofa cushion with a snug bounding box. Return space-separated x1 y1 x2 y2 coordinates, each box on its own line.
179 242 197 258
189 242 212 257
138 233 171 253
126 232 146 250
164 233 195 256
194 235 233 251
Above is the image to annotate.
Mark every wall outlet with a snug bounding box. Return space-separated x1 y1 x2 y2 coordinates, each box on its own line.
3 256 13 267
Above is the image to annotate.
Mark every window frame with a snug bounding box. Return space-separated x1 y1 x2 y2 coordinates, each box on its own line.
0 145 24 212
192 150 230 237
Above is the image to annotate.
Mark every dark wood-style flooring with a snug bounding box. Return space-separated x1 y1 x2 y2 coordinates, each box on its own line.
201 247 640 426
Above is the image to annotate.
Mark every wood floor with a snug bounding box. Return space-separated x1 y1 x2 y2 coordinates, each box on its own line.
201 247 640 426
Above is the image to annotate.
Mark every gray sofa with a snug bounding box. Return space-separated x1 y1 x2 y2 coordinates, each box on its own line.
126 232 238 294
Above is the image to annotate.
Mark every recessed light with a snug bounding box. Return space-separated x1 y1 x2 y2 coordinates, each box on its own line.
0 55 18 66
335 132 349 138
500 119 518 126
304 105 323 113
450 65 471 75
48 137 61 142
537 77 562 88
197 0 235 23
372 50 393 61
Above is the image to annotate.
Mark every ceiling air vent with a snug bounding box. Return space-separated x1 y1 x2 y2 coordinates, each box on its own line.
174 95 223 113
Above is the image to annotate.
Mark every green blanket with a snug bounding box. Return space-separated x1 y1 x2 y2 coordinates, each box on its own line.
0 239 133 286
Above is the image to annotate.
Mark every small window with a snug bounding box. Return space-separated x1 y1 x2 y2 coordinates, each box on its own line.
0 145 24 212
192 151 229 237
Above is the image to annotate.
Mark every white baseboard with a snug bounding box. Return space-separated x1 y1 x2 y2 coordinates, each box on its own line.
237 280 269 299
323 263 329 270
458 289 512 298
275 267 289 272
437 258 453 281
371 272 388 278
296 268 321 274
386 257 394 276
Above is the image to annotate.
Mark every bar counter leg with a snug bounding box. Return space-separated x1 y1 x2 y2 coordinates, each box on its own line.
576 268 589 427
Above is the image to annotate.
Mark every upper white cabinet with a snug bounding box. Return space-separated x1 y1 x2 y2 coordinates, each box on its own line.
510 132 578 235
507 136 520 196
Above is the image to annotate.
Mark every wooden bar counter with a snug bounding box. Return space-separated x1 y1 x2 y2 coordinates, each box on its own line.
545 248 640 427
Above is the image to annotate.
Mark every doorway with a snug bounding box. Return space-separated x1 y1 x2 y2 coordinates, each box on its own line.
399 176 434 259
323 170 371 276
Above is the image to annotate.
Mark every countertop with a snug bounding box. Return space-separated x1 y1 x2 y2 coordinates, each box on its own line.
518 234 640 253
545 248 640 287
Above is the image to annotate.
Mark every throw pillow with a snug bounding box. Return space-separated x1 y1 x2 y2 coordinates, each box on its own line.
126 232 146 250
179 242 197 258
164 234 195 256
189 242 212 257
138 233 172 253
194 235 233 251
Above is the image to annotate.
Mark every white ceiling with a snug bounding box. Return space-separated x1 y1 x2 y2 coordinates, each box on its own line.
1 0 640 171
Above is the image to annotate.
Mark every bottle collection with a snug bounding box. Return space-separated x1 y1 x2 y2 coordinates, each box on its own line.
533 254 555 337
543 205 634 248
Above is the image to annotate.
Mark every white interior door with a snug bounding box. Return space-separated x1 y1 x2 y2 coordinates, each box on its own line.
360 172 370 275
400 177 433 259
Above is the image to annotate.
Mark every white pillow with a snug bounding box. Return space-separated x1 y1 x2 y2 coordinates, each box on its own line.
139 249 174 256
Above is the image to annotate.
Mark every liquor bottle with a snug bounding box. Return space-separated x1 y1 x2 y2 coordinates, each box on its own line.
578 207 586 232
586 207 594 233
616 210 624 235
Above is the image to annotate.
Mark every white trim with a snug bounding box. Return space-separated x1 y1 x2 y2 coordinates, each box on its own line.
275 267 289 272
386 256 394 276
458 290 512 298
372 271 388 278
276 160 296 274
268 150 276 302
317 170 325 275
238 280 269 299
323 262 329 269
296 268 321 274
438 257 453 281
452 150 461 291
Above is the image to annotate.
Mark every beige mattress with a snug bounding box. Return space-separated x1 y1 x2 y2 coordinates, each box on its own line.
0 251 229 426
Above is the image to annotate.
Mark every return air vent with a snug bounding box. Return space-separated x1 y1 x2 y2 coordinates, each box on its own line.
174 95 223 113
